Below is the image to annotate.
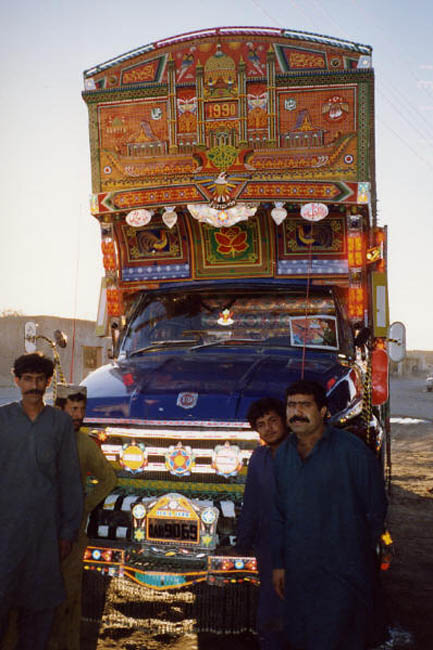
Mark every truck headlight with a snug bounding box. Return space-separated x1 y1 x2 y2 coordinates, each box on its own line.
132 503 146 520
201 508 217 525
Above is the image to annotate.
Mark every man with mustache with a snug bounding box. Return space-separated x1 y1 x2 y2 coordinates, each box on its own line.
49 385 116 650
0 353 83 650
272 380 387 650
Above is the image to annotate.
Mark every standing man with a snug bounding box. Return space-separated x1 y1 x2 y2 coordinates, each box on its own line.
49 385 117 650
0 353 83 650
237 398 288 650
272 380 387 650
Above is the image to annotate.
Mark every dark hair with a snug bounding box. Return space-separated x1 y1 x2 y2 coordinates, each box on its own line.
285 380 328 410
55 393 87 410
247 397 285 429
13 353 54 379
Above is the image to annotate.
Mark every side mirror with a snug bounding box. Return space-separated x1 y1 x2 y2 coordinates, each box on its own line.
110 320 120 359
24 322 38 353
354 326 371 348
54 329 68 349
388 321 406 363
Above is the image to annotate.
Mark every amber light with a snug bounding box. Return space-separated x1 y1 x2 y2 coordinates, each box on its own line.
348 287 364 320
106 288 124 317
101 240 116 270
375 229 386 245
347 233 364 267
374 228 386 273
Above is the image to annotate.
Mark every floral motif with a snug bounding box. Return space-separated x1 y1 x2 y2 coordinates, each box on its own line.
214 227 248 256
207 145 238 170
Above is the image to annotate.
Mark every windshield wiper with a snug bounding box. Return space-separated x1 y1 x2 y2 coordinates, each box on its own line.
189 337 264 351
128 340 197 356
260 336 293 347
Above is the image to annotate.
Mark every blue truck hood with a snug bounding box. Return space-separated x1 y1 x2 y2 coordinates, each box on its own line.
83 349 350 422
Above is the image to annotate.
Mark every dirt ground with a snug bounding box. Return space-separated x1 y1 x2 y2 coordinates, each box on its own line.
80 414 433 650
379 419 433 649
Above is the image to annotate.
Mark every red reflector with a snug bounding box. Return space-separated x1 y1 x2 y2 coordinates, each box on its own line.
326 377 337 391
122 373 134 386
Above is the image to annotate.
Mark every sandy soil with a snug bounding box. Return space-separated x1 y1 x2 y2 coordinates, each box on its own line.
380 419 433 649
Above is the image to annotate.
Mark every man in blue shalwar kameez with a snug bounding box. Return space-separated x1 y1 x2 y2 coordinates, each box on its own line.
237 397 288 650
0 353 83 650
272 380 387 650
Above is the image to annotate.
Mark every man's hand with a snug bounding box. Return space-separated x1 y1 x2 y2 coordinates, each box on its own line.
59 539 73 561
272 568 285 600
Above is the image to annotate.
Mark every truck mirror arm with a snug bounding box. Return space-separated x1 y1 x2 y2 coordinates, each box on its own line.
354 327 371 348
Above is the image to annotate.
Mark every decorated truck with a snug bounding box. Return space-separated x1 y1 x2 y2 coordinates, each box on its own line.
80 26 404 593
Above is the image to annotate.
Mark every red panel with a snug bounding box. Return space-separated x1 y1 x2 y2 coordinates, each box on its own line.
372 349 389 406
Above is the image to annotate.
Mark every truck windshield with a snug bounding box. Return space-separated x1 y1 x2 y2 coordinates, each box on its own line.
121 290 340 356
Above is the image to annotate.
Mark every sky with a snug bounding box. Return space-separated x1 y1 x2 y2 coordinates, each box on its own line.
1 0 432 349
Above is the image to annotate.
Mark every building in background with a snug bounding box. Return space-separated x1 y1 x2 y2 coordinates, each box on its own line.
0 315 110 388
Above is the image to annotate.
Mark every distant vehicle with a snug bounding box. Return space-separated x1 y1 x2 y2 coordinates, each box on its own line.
426 376 433 392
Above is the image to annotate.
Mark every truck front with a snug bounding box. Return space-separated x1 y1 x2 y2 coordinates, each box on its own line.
81 27 389 591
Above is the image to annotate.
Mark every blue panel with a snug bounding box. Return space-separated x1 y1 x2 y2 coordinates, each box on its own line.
277 259 348 275
122 264 190 281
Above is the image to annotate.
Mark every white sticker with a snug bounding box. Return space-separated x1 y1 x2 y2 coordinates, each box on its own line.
176 392 198 409
376 285 387 328
121 495 139 512
103 495 117 510
220 500 236 518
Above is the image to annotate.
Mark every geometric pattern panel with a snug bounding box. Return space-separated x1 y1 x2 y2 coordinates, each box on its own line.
116 215 190 283
278 216 347 259
189 213 274 279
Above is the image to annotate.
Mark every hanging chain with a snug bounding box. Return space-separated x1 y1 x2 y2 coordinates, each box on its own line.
36 335 67 401
301 240 313 380
361 346 373 447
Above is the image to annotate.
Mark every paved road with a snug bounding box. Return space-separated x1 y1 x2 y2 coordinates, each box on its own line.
389 376 433 421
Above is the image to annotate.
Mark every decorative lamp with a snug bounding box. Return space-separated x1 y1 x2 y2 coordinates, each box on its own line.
162 207 178 229
357 183 370 204
187 203 257 228
271 202 287 225
126 209 153 228
300 203 329 222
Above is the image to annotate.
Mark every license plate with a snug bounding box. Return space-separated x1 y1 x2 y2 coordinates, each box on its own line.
147 518 199 543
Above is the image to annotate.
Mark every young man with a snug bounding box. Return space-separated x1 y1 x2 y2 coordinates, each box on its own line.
49 385 117 650
0 353 83 650
237 397 288 650
272 380 387 650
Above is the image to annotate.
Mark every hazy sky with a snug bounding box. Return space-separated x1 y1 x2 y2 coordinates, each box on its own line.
1 0 432 349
